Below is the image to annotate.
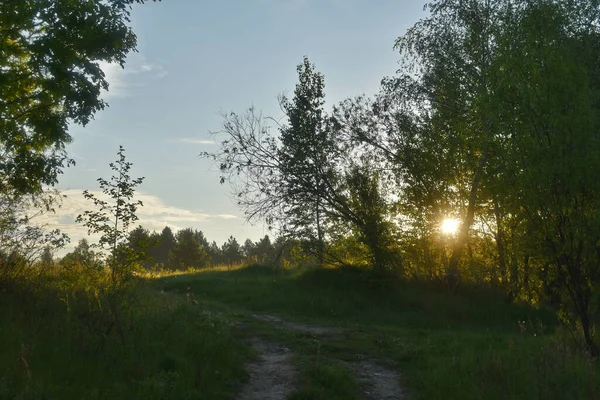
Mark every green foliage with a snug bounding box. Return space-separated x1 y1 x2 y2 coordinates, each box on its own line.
168 228 209 270
0 190 69 289
156 226 176 267
346 166 399 274
279 57 337 260
127 225 158 269
290 362 359 400
220 235 243 265
77 146 144 285
487 0 600 355
0 0 157 196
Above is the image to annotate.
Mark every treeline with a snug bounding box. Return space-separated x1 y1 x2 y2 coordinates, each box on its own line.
61 227 278 270
57 226 333 272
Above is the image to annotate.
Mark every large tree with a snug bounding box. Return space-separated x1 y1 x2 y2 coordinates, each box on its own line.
0 0 157 196
489 0 600 356
392 0 506 287
278 57 338 262
204 59 402 271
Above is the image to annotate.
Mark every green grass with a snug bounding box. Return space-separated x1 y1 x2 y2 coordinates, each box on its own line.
159 264 556 331
159 264 600 400
289 362 359 400
2 264 597 399
0 282 249 400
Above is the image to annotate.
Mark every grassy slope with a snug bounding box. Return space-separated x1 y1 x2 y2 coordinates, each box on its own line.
160 264 600 400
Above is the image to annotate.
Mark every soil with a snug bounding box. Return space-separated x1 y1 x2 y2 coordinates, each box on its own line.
237 338 297 400
235 313 406 399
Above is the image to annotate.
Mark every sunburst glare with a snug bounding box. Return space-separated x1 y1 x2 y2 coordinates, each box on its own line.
441 218 460 235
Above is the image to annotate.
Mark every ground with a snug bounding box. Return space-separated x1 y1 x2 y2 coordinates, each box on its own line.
156 264 600 400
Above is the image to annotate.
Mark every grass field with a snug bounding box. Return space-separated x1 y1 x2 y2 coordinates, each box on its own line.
159 264 600 400
1 264 598 399
0 280 248 400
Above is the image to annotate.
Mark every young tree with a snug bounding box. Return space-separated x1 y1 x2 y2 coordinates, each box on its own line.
59 238 103 274
346 166 398 274
76 146 144 285
243 238 256 261
206 240 221 265
254 235 275 263
39 245 55 271
392 0 505 287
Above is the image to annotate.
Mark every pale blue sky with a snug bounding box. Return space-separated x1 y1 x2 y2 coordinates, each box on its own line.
54 0 428 251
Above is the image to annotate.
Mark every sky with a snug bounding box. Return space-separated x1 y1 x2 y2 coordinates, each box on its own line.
52 0 429 253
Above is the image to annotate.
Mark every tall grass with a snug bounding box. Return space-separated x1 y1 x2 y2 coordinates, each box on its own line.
0 269 248 400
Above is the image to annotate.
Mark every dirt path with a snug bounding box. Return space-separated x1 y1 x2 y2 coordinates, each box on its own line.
252 313 341 335
237 338 297 400
347 358 406 400
238 313 406 400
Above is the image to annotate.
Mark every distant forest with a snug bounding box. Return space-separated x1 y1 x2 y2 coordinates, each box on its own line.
61 228 287 271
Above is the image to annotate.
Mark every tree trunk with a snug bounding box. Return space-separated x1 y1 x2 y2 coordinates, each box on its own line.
447 153 487 290
315 195 324 264
493 198 508 288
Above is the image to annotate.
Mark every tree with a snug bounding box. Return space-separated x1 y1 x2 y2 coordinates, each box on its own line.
391 0 506 287
204 59 402 272
0 0 157 196
206 240 222 265
76 146 144 285
253 235 275 263
60 238 102 271
243 238 256 261
155 226 176 267
221 236 243 265
489 0 600 356
345 166 398 274
202 107 282 228
278 57 338 262
169 228 208 270
39 245 54 271
127 225 158 269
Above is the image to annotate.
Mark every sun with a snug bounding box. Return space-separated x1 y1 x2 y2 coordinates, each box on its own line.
441 218 460 235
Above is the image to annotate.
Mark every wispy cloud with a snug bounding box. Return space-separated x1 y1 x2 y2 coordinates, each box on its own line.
34 189 237 252
172 138 216 145
99 55 168 99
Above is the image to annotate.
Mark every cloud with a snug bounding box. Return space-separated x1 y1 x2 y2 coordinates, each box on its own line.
33 189 237 253
172 138 216 145
99 56 167 99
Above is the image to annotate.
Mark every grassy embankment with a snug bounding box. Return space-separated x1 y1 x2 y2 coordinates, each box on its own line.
161 264 600 400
